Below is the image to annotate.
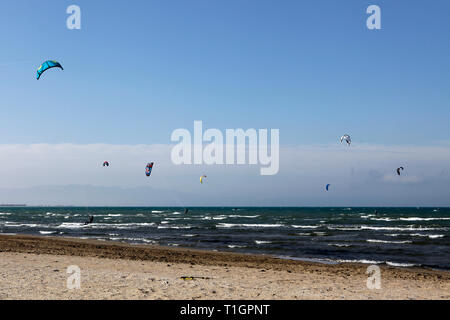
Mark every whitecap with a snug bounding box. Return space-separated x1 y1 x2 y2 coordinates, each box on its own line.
328 243 352 247
410 233 444 239
337 259 384 264
217 223 283 228
367 239 412 244
255 240 272 244
398 217 450 221
292 225 320 229
157 225 191 229
39 231 56 235
360 226 440 231
386 262 417 267
229 215 259 218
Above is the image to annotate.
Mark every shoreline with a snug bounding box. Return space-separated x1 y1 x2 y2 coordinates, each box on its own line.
0 234 449 299
0 234 448 274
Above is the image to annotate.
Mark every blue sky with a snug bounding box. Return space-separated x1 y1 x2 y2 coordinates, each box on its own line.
1 0 449 145
0 1 449 206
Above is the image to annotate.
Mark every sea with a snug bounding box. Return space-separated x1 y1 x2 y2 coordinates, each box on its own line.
0 207 449 270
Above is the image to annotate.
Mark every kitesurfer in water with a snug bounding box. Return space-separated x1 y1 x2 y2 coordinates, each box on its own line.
84 216 94 225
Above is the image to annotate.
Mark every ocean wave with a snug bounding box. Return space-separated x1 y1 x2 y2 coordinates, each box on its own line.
56 222 156 229
360 226 442 231
255 240 272 244
398 217 450 221
338 258 418 268
372 217 450 222
228 245 246 248
56 222 86 229
201 215 228 220
328 243 352 247
330 224 446 232
292 225 320 229
367 239 412 244
39 231 57 235
327 226 360 231
5 223 40 228
229 215 259 218
109 237 156 244
157 225 191 229
217 223 283 228
152 210 164 213
89 214 122 217
337 259 384 265
370 217 395 221
410 233 444 239
386 262 417 267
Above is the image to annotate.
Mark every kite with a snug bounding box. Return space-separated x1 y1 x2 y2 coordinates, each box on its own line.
36 60 63 80
340 134 351 146
146 162 154 177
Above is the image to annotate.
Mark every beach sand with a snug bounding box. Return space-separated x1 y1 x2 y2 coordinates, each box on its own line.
0 234 448 300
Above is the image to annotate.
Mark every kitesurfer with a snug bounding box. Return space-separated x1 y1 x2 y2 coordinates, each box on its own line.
84 216 94 225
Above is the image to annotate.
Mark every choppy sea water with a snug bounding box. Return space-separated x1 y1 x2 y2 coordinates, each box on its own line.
0 207 449 269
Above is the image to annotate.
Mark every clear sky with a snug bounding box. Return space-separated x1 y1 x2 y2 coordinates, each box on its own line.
0 1 449 206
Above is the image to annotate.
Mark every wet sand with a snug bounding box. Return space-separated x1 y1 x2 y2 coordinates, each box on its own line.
0 234 448 300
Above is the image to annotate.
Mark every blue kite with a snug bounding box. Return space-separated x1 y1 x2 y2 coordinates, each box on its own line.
326 184 331 191
36 60 63 80
145 162 154 177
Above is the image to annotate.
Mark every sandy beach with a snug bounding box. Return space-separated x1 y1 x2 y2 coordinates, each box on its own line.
0 234 448 300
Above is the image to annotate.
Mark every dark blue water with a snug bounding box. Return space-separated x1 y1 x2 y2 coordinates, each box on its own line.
0 207 449 269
